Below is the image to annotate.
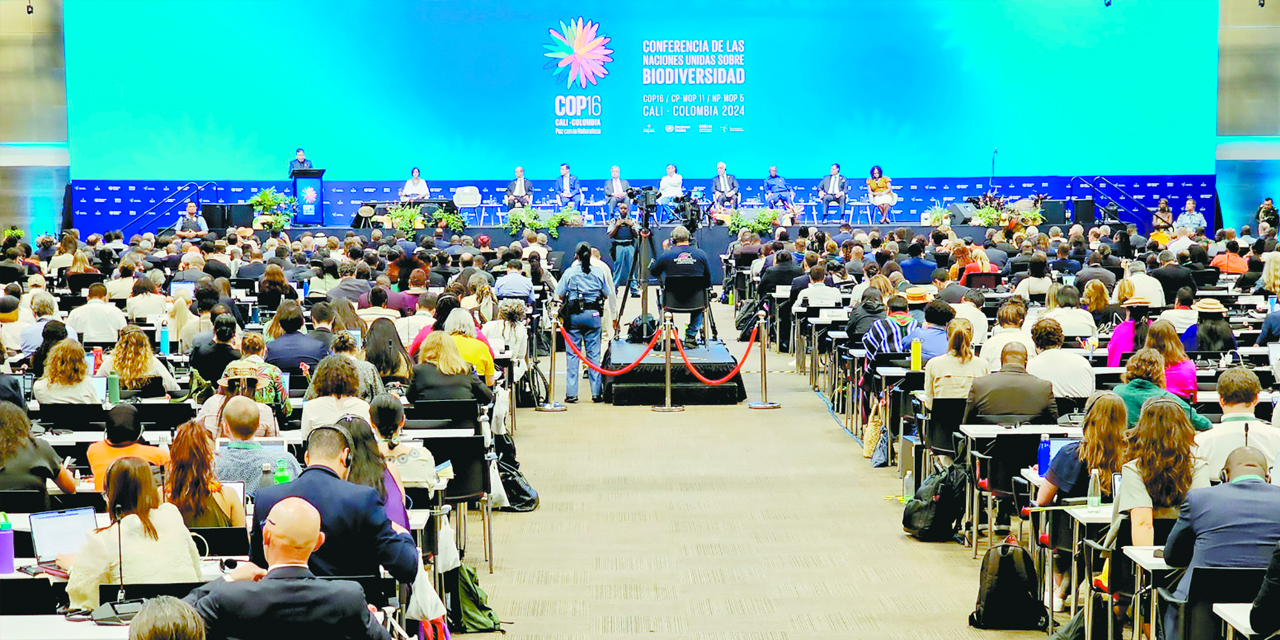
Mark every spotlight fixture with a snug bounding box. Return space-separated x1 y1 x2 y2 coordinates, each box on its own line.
26 0 33 14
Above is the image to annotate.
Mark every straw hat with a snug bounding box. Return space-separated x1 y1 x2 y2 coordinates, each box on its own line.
904 287 933 304
218 360 266 387
1191 298 1227 314
1121 297 1151 307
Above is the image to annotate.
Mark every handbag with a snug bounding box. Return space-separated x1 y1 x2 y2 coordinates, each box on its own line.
405 555 448 622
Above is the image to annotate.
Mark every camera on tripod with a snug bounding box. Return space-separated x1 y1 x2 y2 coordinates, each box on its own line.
669 193 703 232
626 186 658 213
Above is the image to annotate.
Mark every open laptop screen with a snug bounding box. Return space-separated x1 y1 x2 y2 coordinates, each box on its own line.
29 507 98 562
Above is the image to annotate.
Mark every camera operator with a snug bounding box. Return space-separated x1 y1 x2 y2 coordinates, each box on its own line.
608 202 640 297
650 226 711 345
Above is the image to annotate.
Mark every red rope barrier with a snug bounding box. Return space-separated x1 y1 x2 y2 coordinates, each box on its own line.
673 325 757 386
557 323 663 377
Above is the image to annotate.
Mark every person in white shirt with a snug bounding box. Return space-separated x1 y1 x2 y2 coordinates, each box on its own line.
980 302 1036 369
1194 368 1280 477
1012 254 1054 299
795 265 843 308
19 274 45 310
1157 287 1198 334
950 289 989 345
522 232 549 261
400 167 430 201
32 339 100 404
105 263 137 299
657 163 683 206
395 294 434 347
1167 227 1195 256
1040 285 1098 339
1112 261 1166 307
300 355 372 437
1025 318 1095 398
66 283 128 343
126 278 168 321
355 287 401 324
0 295 30 358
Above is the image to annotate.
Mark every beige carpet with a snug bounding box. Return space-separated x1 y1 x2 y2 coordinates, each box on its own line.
468 299 1036 639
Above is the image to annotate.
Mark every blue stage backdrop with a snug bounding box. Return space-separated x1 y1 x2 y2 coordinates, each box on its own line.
69 174 1216 237
63 0 1217 185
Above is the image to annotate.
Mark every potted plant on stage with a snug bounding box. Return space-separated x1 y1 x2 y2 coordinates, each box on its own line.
433 206 468 234
504 207 546 238
385 203 425 234
727 209 778 236
248 187 297 230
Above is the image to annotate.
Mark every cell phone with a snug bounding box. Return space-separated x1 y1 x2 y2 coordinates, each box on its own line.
17 565 43 576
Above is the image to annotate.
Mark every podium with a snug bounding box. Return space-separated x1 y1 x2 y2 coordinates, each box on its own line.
290 168 325 225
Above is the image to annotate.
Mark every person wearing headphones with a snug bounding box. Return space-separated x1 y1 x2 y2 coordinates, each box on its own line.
86 405 169 492
249 421 418 584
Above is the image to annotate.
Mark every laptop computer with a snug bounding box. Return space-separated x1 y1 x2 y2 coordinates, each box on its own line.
170 281 196 300
1039 437 1079 477
29 507 98 578
91 376 108 401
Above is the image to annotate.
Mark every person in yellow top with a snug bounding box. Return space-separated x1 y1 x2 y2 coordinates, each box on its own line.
442 308 496 386
867 165 893 225
86 405 169 492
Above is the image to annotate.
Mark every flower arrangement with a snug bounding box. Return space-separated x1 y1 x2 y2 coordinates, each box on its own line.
964 192 1043 230
925 206 949 226
727 209 778 235
385 204 423 234
3 227 24 240
247 187 296 215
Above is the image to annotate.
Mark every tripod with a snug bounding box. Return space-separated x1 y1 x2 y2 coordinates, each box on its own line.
614 207 661 325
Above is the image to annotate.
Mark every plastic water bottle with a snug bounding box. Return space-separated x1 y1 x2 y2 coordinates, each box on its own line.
0 513 13 574
260 463 274 490
251 305 260 324
273 460 291 485
910 338 922 371
1087 469 1102 508
1037 434 1051 477
159 321 170 356
302 280 310 297
107 372 120 404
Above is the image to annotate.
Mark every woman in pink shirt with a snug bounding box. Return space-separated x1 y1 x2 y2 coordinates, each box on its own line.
1144 319 1196 401
1105 298 1152 367
408 295 493 357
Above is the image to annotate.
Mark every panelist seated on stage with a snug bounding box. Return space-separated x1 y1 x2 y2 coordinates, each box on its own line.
505 166 534 209
176 201 208 239
657 164 684 207
711 162 740 211
818 163 848 222
603 165 632 215
555 163 583 210
399 167 430 201
763 166 794 210
288 147 312 175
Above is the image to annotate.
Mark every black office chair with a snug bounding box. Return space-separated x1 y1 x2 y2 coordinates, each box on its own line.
134 402 196 433
1054 396 1087 418
0 265 25 285
318 575 399 608
1158 567 1267 640
404 399 480 431
970 433 1039 552
66 272 107 294
0 579 59 614
190 527 250 556
51 492 107 513
660 275 712 343
921 398 967 461
1191 267 1221 288
0 489 50 513
965 272 1000 290
418 435 493 573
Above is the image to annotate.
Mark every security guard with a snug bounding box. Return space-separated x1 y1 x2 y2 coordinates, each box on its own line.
555 242 617 403
608 203 640 297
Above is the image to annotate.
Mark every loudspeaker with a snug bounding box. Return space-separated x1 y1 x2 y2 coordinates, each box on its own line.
947 203 976 225
1041 199 1067 225
1073 199 1096 227
226 203 254 228
201 203 227 229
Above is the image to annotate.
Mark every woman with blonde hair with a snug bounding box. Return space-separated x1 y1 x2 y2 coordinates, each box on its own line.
868 274 895 299
444 308 495 386
97 326 179 397
1118 396 1210 547
68 250 99 275
33 339 99 404
1081 279 1120 326
922 318 989 409
1257 253 1280 297
959 247 997 286
409 332 493 406
1144 319 1196 400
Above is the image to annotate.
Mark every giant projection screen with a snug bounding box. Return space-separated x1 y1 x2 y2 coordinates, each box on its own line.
64 0 1217 182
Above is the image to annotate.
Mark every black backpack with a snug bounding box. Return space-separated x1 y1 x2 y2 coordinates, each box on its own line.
902 464 968 541
627 314 658 343
968 540 1049 631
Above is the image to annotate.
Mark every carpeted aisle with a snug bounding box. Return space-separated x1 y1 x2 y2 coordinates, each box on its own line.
473 300 1033 639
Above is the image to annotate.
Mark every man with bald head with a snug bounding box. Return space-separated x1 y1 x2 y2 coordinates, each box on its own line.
186 498 391 640
214 396 300 493
964 342 1058 424
1165 447 1280 640
250 423 418 583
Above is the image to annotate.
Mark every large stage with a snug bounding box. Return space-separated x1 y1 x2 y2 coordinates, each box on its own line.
602 338 747 406
243 223 991 285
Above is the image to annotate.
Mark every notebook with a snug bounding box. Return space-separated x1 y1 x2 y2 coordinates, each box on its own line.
29 507 98 577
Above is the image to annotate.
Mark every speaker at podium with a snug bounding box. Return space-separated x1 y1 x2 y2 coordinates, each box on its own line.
290 168 325 225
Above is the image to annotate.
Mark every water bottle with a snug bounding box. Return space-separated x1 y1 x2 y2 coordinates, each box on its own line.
910 338 922 371
1087 469 1102 508
260 464 274 490
107 372 120 404
903 470 914 497
302 280 310 297
158 320 170 356
1037 434 1051 477
273 459 291 485
92 347 103 375
251 305 260 324
0 513 13 574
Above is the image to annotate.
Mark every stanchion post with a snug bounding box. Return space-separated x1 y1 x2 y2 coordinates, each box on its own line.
652 312 684 412
536 302 568 413
749 310 780 410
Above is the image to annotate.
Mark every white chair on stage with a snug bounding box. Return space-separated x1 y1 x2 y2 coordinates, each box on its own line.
453 186 483 225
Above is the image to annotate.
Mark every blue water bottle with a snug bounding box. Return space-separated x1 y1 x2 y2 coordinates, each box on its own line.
303 280 310 297
159 321 170 356
0 513 13 574
251 305 260 324
1037 434 1051 477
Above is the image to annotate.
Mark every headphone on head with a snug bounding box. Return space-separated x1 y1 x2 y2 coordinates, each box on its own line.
306 420 353 468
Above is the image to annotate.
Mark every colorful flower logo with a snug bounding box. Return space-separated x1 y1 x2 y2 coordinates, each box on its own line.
302 187 318 204
543 17 612 89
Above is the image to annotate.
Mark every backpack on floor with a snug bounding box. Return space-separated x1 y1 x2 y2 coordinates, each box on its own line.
450 564 502 633
902 464 968 542
734 298 761 331
627 314 658 344
497 460 539 512
968 539 1049 631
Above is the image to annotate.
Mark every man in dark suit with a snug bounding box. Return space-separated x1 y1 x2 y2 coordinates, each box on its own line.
251 426 417 584
965 342 1057 424
1074 254 1117 294
307 302 337 350
504 166 534 209
265 301 330 374
758 250 803 297
1151 249 1197 304
235 251 267 280
327 263 372 304
188 496 392 640
555 163 582 210
817 163 847 222
933 268 972 304
982 241 1009 270
711 162 740 212
603 165 632 216
1166 448 1280 640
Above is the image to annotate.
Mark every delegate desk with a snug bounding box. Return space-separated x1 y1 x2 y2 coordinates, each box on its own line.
0 616 129 640
1214 602 1254 640
1124 545 1171 639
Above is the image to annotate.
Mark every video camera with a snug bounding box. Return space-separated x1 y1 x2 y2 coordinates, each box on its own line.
626 186 658 212
669 193 703 233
